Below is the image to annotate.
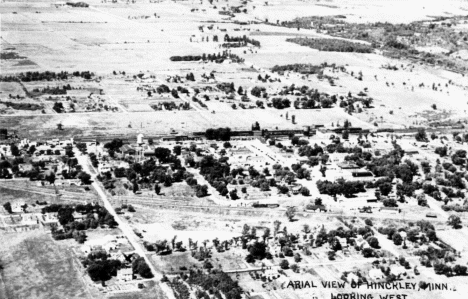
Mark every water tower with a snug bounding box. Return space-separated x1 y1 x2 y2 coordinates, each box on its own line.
137 133 144 145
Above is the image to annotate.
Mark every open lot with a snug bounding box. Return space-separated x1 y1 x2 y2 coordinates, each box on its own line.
0 230 91 299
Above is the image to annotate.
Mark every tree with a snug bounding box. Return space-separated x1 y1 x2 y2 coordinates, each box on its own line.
45 171 56 185
290 263 299 272
361 248 374 258
379 182 393 196
453 265 467 276
367 237 380 249
3 202 12 214
154 147 172 163
448 215 462 229
230 189 239 200
245 254 255 263
77 171 92 185
173 146 182 155
279 259 289 269
164 176 172 187
87 262 110 283
365 219 373 226
415 128 428 142
10 144 20 156
285 207 296 222
133 257 153 278
291 136 300 146
300 187 310 196
342 130 349 140
273 220 281 236
249 242 267 259
314 197 323 205
383 198 398 207
154 183 161 195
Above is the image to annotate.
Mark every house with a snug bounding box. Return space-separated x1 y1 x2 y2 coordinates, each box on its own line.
354 236 370 249
336 237 348 248
379 207 401 214
390 265 406 276
11 202 26 213
98 163 112 174
19 164 33 172
351 170 374 178
67 179 82 186
21 213 38 225
298 156 309 164
41 213 59 227
72 212 86 220
290 184 302 195
117 268 133 282
369 269 385 280
121 144 136 155
337 162 359 169
110 251 127 263
346 273 359 284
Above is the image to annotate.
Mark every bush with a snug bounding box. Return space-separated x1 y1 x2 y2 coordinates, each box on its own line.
279 259 289 269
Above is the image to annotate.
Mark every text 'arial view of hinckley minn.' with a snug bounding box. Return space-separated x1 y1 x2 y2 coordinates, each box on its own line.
3 0 468 299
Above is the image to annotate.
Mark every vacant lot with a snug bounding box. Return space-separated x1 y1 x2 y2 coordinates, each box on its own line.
0 231 91 299
151 252 198 274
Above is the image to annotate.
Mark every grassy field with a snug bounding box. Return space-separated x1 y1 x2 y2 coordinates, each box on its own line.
0 231 91 299
151 252 199 274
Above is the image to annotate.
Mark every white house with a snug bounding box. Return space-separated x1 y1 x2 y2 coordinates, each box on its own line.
117 268 133 282
369 269 385 280
390 265 406 276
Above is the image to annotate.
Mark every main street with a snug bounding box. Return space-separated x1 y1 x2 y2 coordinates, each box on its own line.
73 148 175 299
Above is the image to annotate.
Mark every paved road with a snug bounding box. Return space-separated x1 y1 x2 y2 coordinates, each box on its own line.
74 149 175 299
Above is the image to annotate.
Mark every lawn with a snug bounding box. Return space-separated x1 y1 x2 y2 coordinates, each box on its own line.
151 252 199 274
0 231 91 299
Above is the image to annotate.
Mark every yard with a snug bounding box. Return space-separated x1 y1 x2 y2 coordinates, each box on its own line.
151 252 199 274
0 230 92 299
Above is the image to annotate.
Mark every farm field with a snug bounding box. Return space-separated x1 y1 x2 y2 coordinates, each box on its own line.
1 0 468 134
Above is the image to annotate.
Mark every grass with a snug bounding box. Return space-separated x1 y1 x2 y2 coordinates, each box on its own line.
108 281 168 299
160 182 195 198
0 186 56 215
0 231 90 299
151 252 198 274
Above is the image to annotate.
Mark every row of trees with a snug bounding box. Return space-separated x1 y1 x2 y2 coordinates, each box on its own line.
0 71 94 82
205 128 232 141
316 179 366 198
170 51 244 63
